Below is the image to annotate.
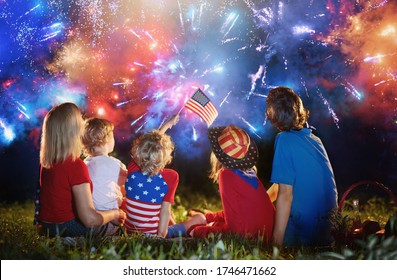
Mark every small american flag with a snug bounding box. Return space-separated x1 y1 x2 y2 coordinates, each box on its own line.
185 88 218 127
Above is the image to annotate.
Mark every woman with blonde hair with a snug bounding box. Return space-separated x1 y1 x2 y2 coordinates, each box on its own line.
38 102 126 237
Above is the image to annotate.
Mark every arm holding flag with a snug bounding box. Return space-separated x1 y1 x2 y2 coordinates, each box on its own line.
158 88 217 134
159 113 180 134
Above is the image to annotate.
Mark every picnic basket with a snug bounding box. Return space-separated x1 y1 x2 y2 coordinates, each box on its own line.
337 180 397 240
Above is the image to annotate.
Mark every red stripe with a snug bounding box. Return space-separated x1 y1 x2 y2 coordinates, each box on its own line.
185 98 218 126
207 103 218 119
127 215 159 224
186 101 212 126
234 128 248 144
124 221 157 234
221 143 238 154
186 100 211 122
205 103 218 122
218 134 232 146
125 200 160 213
232 147 246 158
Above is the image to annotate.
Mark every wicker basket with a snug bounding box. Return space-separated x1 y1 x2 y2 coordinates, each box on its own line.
338 180 397 212
337 180 397 239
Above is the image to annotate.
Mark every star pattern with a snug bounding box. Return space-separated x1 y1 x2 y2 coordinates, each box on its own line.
125 171 169 204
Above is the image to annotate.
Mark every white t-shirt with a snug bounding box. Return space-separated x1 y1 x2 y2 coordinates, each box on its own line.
84 155 126 210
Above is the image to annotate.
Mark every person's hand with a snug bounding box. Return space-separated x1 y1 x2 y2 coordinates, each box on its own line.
159 113 180 133
115 209 126 226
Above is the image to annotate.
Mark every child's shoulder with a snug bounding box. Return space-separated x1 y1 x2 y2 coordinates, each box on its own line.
127 161 140 173
160 168 179 184
108 155 124 164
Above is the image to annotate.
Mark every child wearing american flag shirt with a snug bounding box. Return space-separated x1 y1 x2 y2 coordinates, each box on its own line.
124 114 206 238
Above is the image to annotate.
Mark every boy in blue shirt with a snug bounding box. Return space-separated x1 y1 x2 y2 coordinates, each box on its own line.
266 86 338 246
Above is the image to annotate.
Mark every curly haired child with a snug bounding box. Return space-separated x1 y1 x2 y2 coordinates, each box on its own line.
124 115 206 238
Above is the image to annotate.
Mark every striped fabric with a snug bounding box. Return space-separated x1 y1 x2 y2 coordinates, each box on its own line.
124 171 169 235
185 88 218 127
218 126 250 159
124 198 161 234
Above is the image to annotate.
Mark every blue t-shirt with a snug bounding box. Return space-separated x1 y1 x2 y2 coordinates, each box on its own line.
271 128 338 245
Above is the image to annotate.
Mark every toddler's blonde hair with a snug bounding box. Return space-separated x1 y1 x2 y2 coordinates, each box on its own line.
82 118 114 156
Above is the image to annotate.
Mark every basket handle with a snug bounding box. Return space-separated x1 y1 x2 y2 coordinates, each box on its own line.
338 180 397 212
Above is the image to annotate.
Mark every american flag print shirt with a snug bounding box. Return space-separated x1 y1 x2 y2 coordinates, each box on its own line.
124 171 169 235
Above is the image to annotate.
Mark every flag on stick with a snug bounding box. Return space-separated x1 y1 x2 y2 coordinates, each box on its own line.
184 88 218 127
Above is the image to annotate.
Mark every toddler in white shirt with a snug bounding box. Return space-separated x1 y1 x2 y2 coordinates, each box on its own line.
82 118 127 211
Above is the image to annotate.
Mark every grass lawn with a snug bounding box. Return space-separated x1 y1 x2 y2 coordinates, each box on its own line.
0 193 396 260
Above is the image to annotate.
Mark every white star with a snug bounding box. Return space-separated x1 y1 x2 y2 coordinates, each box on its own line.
135 195 140 200
158 174 163 178
151 198 157 203
147 178 152 183
138 183 143 188
155 186 160 191
143 191 149 195
128 187 132 191
142 172 148 176
126 178 129 182
131 174 136 179
160 193 165 197
163 182 167 185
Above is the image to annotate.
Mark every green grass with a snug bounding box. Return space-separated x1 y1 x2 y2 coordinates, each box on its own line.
1 194 396 260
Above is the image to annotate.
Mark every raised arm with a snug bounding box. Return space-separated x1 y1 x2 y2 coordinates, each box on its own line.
72 183 126 227
272 183 293 247
159 113 180 134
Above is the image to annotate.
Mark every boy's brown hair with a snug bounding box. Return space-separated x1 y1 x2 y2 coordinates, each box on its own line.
266 86 309 131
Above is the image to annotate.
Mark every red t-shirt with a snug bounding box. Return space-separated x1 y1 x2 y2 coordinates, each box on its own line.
194 169 275 242
39 157 92 223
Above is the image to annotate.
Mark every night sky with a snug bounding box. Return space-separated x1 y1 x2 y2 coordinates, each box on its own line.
1 0 396 202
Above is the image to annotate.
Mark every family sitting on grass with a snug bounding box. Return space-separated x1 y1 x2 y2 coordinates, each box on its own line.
36 86 338 247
